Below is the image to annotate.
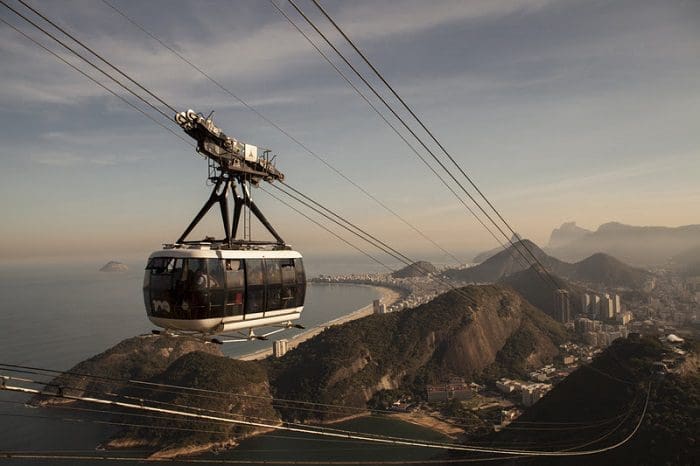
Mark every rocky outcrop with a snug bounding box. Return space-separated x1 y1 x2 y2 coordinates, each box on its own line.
269 285 566 421
546 221 700 266
31 334 222 406
547 222 592 249
106 351 279 459
32 336 276 459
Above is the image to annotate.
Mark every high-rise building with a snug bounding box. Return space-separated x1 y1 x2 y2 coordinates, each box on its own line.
613 295 621 315
599 296 614 320
555 289 571 323
592 295 601 317
273 339 288 358
581 293 591 314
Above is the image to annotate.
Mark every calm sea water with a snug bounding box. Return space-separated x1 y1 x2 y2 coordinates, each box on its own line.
0 261 447 464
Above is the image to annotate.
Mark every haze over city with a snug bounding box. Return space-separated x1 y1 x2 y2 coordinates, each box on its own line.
1 0 698 265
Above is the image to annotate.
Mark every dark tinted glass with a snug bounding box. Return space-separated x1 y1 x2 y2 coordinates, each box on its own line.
295 258 306 306
281 259 295 284
246 259 264 286
246 287 265 314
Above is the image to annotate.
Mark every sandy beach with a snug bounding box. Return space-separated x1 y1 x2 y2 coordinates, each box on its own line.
387 412 465 438
237 285 401 361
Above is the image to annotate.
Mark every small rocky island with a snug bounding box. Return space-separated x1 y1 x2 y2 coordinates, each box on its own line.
99 261 129 272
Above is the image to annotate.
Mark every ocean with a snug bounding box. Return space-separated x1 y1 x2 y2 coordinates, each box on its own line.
0 261 448 464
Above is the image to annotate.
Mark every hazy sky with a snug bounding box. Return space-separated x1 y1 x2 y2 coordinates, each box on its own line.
1 0 699 265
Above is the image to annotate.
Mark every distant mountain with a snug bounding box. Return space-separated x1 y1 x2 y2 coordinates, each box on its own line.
447 240 652 290
100 260 128 272
546 221 700 266
564 252 652 289
472 234 522 263
448 240 564 283
669 245 700 277
467 336 699 465
548 221 592 248
391 260 437 278
499 267 586 319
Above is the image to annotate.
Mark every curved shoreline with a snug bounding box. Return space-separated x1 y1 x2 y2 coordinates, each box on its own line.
237 285 400 361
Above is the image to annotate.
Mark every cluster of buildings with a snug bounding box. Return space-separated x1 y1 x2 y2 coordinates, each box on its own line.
580 292 625 321
426 377 472 402
495 379 553 407
555 289 632 330
574 317 630 347
313 272 449 314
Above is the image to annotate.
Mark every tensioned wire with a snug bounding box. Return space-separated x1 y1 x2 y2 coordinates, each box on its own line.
266 0 534 275
0 362 641 435
99 0 465 267
306 0 561 289
273 0 557 287
0 0 488 305
0 376 653 457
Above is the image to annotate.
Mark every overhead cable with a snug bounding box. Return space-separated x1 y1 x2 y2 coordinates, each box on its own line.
17 0 177 115
0 17 192 146
0 378 652 457
308 0 554 281
100 0 463 266
275 0 556 286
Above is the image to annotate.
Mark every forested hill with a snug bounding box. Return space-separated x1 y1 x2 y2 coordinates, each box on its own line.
269 285 566 421
446 336 699 465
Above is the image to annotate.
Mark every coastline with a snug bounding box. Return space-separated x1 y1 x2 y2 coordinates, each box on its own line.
237 285 401 361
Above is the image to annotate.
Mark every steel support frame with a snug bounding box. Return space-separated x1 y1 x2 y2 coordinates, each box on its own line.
176 174 285 247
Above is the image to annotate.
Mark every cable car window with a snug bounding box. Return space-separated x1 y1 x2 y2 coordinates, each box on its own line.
183 258 208 319
206 259 224 289
279 259 296 308
246 259 264 286
207 259 225 316
246 259 265 313
224 259 244 316
280 259 295 284
295 258 306 307
225 289 244 316
145 257 175 318
225 260 244 288
266 260 282 284
247 287 265 314
147 257 174 273
265 259 283 311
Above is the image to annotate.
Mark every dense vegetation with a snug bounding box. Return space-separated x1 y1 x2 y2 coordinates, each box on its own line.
446 336 699 465
269 285 566 421
268 287 476 420
481 302 568 380
112 351 278 451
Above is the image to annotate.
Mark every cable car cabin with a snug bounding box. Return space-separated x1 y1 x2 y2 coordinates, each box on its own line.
143 248 305 334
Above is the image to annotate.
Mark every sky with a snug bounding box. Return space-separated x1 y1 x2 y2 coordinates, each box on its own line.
0 0 699 268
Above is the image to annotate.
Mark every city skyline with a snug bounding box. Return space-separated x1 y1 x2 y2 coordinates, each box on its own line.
1 0 699 264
